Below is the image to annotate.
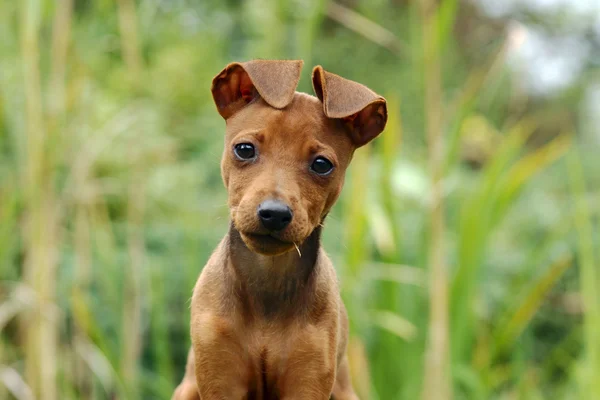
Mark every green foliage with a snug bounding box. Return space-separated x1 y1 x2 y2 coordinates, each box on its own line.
0 1 597 399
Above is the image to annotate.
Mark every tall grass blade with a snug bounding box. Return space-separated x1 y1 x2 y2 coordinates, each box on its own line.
566 148 600 398
450 117 539 365
492 133 572 225
20 1 61 399
117 0 144 87
444 41 509 172
0 366 34 400
121 164 147 398
371 310 418 341
493 254 574 357
325 2 405 56
419 0 451 398
436 0 460 52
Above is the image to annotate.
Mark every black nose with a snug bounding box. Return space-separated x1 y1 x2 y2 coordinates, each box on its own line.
257 200 293 232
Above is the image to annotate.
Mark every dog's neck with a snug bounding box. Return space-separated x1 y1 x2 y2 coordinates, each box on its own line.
227 224 322 319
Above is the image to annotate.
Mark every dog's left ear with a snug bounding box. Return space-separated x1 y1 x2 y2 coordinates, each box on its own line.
312 66 387 147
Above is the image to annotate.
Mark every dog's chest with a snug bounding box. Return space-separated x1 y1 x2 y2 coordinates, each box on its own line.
243 321 326 399
244 324 292 399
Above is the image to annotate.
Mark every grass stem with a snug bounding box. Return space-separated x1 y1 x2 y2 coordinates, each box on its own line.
420 0 451 398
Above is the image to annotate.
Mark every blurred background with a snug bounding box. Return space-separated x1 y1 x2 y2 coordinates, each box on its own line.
1 0 599 399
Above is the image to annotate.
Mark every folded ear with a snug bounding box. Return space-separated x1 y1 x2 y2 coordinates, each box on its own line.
211 59 304 119
312 65 387 147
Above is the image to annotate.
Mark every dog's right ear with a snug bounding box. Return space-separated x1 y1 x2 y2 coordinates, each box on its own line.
211 60 304 119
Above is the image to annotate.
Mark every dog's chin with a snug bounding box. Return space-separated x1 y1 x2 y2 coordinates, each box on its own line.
239 232 296 256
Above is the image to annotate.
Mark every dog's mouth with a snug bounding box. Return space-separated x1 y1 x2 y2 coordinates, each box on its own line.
243 232 292 245
239 231 296 255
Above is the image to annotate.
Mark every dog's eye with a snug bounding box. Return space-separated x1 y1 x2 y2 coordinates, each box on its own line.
233 143 256 160
310 156 334 175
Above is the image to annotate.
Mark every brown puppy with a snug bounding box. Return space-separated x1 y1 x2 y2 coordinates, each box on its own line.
172 60 387 400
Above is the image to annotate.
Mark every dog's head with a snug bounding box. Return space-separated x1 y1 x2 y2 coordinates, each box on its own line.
212 60 387 256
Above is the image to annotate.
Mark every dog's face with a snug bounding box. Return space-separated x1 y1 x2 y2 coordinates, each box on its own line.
212 60 387 256
222 95 354 255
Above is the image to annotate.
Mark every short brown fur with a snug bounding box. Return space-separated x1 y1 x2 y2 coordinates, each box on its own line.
172 60 387 400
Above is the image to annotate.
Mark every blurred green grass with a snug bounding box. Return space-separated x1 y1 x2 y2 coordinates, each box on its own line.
0 1 598 399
